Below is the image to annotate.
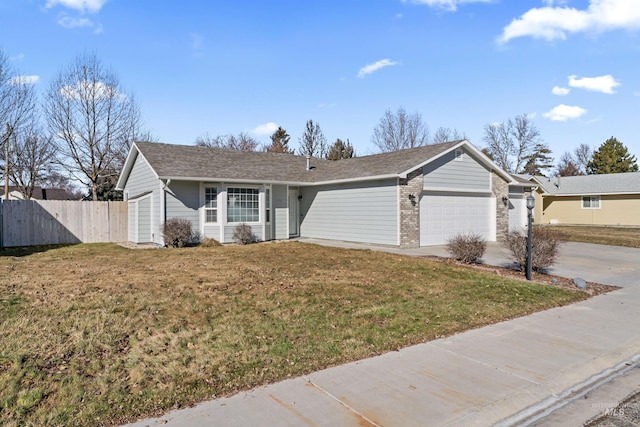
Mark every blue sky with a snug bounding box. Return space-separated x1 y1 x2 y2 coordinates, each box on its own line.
1 0 639 162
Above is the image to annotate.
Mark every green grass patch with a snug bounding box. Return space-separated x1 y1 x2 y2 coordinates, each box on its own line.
0 242 588 426
545 225 640 248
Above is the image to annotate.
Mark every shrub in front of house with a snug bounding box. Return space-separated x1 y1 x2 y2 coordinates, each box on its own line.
504 226 563 272
446 233 487 264
232 223 255 245
163 218 192 248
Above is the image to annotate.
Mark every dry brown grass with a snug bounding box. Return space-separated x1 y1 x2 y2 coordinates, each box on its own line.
0 242 589 426
545 225 640 248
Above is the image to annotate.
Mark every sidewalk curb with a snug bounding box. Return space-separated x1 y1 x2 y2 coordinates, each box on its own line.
495 353 640 427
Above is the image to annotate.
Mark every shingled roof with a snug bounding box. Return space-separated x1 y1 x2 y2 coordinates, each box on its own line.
533 173 640 195
118 139 514 187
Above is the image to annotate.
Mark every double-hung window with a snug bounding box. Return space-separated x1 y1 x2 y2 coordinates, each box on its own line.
227 187 259 223
582 196 600 209
205 187 218 223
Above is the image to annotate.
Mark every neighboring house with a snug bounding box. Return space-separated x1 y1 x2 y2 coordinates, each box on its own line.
508 174 536 231
0 186 80 200
530 173 640 226
116 140 526 247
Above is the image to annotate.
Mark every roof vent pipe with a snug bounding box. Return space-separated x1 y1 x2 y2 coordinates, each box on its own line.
306 155 311 171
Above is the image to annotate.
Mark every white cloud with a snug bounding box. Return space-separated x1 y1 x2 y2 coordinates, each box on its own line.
403 0 492 12
10 53 25 62
543 104 587 121
568 74 620 94
357 59 399 78
45 0 107 13
56 13 103 32
498 0 640 44
552 86 570 95
634 91 640 96
9 75 40 85
251 122 278 136
60 80 125 101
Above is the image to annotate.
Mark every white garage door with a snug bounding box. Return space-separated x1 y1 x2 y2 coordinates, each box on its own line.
508 194 527 231
420 193 494 246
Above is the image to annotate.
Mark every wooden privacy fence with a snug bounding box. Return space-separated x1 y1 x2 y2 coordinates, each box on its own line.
0 200 128 247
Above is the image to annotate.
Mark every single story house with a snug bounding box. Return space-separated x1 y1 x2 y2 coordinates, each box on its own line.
530 173 640 226
116 139 532 247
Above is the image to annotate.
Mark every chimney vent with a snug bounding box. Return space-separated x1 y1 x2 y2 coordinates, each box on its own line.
306 155 311 171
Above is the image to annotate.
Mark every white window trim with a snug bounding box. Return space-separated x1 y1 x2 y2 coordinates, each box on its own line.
204 185 219 224
226 186 261 224
581 195 601 209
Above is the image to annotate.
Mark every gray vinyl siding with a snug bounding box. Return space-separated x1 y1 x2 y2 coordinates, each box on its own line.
299 180 398 245
165 180 200 232
138 197 152 243
128 201 136 242
124 153 162 244
272 185 288 240
125 153 159 198
423 148 490 191
223 224 263 243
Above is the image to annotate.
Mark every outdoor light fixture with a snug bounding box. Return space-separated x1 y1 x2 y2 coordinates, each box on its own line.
408 194 416 206
502 195 509 206
297 194 302 200
526 194 535 280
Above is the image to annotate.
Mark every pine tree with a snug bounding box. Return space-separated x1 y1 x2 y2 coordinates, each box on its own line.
298 120 327 157
520 143 554 176
266 126 293 153
587 137 638 174
326 139 355 160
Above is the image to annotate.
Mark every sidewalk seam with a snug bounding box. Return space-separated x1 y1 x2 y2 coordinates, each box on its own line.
301 376 381 427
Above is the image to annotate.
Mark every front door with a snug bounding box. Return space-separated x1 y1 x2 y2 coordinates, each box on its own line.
288 189 299 237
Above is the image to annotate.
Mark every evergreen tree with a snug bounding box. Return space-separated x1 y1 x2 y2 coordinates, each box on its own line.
266 126 293 153
326 139 355 160
521 143 554 176
298 120 327 157
587 137 638 174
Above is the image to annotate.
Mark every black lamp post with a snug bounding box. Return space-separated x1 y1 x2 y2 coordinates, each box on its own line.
526 194 535 280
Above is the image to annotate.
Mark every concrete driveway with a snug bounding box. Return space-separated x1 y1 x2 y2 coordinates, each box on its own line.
301 238 640 289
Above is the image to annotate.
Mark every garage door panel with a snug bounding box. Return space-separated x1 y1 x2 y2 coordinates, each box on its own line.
420 193 494 246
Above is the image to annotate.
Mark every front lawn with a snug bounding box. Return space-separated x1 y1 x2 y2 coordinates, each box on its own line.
545 225 640 248
1 242 588 426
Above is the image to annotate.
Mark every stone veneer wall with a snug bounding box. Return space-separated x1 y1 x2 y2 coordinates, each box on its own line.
491 171 509 242
399 168 424 248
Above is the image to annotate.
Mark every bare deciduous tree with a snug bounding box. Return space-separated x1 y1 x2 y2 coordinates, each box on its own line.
9 128 57 199
195 132 259 151
1 49 37 195
555 152 582 177
431 126 467 144
482 114 542 173
371 107 429 152
298 119 327 157
573 143 592 174
44 52 140 201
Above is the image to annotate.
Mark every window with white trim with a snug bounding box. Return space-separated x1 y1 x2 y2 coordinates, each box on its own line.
582 196 600 209
204 187 218 223
455 149 464 161
227 187 259 223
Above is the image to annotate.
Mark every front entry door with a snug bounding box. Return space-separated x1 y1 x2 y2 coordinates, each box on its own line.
288 189 299 237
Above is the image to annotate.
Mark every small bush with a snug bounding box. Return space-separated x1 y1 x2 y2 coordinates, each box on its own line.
163 218 192 248
232 223 255 245
200 237 222 247
446 233 487 264
505 226 563 272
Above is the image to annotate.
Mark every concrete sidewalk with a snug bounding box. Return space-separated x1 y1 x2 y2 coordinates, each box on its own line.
125 240 640 427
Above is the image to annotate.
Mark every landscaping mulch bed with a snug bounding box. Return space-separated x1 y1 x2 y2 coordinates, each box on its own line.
421 255 621 296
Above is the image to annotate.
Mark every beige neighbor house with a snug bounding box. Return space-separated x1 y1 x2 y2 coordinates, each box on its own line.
529 172 640 226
